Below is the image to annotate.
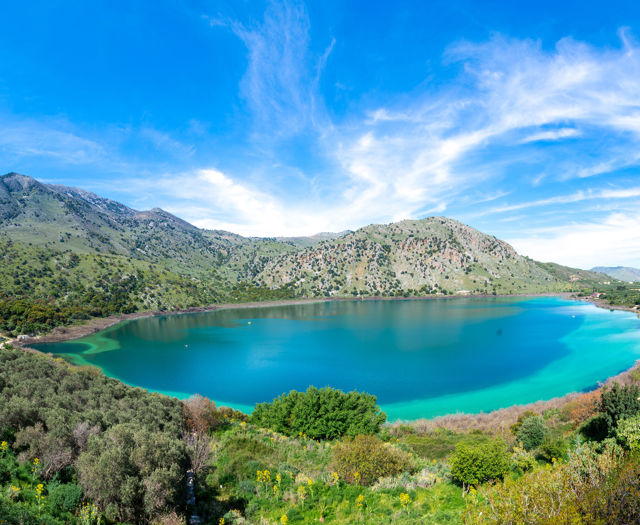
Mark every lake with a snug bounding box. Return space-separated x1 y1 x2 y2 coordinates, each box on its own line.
32 296 640 420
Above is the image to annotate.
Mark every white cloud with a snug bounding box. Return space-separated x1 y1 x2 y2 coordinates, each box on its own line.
481 186 640 215
509 213 640 268
520 127 580 143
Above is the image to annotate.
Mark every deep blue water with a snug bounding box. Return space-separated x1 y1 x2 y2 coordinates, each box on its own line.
33 297 640 420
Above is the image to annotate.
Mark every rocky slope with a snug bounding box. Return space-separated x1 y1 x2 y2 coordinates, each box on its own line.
0 172 608 307
254 218 589 296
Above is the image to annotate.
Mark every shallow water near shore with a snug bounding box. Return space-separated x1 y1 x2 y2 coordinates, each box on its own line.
32 297 640 421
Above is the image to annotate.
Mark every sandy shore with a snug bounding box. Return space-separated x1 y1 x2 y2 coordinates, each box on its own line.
18 291 574 345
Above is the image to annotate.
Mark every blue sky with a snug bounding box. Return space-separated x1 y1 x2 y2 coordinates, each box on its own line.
1 1 640 268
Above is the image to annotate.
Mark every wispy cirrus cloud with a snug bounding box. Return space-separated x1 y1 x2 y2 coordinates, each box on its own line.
225 0 330 138
131 24 640 269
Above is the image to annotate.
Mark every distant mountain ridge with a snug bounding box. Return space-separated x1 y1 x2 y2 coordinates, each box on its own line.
592 266 640 282
0 172 610 319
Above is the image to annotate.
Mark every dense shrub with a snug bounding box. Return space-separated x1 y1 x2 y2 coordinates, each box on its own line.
449 439 510 490
465 441 627 524
537 436 567 463
515 415 547 451
250 386 386 440
0 348 187 522
510 410 537 435
616 415 640 451
332 434 414 486
77 423 188 522
46 483 84 514
598 383 640 435
511 445 536 474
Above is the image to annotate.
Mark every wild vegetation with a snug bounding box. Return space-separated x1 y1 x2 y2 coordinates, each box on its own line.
0 173 613 338
3 172 640 522
3 342 640 524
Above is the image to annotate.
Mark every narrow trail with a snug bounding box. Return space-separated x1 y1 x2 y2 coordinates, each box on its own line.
187 469 201 524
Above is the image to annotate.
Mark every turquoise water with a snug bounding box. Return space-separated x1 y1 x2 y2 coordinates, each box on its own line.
32 297 640 421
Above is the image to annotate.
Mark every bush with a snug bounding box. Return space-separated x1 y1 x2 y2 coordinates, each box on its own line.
511 446 536 474
46 483 84 514
537 436 567 463
516 416 547 451
449 439 511 489
332 434 414 486
465 440 624 524
250 386 386 440
510 410 536 435
616 415 640 451
77 423 188 523
598 383 640 435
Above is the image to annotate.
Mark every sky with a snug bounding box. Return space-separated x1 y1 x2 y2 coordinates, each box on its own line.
1 1 640 269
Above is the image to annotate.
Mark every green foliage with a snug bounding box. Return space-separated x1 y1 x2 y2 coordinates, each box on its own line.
465 441 633 524
537 436 567 463
77 423 188 522
250 386 386 440
331 434 415 486
515 415 547 451
616 414 640 451
46 483 84 514
511 446 536 474
400 429 492 460
0 348 186 522
449 439 511 488
509 410 537 435
597 382 640 435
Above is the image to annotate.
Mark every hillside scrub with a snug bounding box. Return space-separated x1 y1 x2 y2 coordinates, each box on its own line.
597 383 640 435
449 439 511 491
250 386 387 439
5 335 640 523
331 434 415 486
515 415 547 450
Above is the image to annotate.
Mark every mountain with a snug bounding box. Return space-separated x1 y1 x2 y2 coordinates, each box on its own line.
0 172 611 334
592 266 640 282
253 217 602 296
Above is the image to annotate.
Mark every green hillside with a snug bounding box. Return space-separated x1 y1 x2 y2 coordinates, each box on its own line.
0 172 612 336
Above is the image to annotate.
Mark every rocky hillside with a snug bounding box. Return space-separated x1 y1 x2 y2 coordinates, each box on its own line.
0 172 611 334
254 218 592 296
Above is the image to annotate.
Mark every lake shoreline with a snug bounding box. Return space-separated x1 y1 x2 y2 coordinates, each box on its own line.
19 291 573 344
14 291 640 425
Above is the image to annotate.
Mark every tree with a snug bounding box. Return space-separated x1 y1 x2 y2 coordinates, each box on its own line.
250 386 386 440
616 414 640 451
515 415 547 451
450 439 511 493
597 383 640 435
77 423 188 522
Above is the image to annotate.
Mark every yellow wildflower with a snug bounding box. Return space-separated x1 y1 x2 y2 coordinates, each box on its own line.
356 493 364 509
280 515 289 525
400 492 411 511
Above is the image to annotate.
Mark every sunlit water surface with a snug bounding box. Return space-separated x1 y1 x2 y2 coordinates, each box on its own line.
32 297 640 420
